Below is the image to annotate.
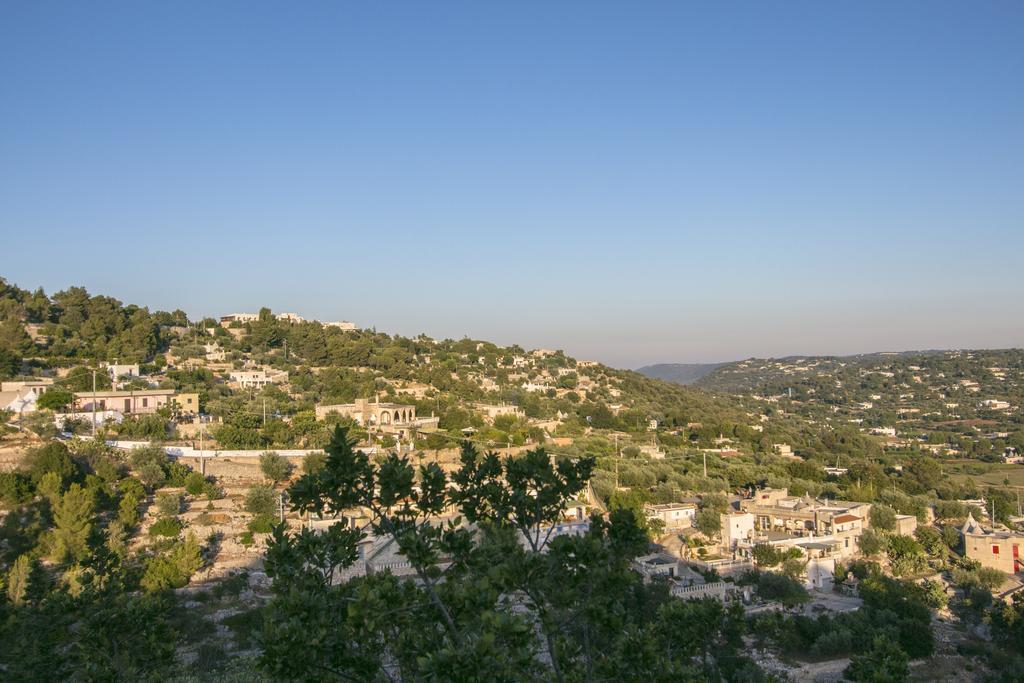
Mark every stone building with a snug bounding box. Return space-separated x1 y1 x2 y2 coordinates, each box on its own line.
316 398 439 438
962 513 1023 575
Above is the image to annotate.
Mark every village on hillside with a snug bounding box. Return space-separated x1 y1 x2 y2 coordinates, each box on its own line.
2 282 1024 680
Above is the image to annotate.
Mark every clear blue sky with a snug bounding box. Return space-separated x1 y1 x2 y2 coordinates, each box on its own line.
2 2 1022 368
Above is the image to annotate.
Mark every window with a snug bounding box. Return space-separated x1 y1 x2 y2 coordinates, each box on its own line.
142 398 148 408
993 545 1000 555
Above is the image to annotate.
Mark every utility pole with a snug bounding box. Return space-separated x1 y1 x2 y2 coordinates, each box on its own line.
614 434 621 488
703 451 708 478
91 369 97 438
199 418 206 476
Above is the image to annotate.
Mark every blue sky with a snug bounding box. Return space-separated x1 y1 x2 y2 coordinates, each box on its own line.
2 2 1022 368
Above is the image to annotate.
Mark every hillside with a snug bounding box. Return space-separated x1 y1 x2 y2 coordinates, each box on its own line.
635 362 728 385
4 276 1024 680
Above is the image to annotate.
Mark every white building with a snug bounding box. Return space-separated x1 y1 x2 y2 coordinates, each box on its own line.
644 502 697 531
106 363 140 382
229 368 289 389
0 387 38 415
721 512 755 551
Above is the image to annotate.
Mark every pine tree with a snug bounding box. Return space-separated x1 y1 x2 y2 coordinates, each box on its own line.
50 483 94 564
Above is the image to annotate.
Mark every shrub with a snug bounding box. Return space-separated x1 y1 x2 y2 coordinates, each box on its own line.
845 636 908 682
934 500 967 520
166 462 192 487
810 627 853 658
212 571 250 600
119 477 146 501
118 493 141 527
87 453 124 483
129 445 168 471
149 517 183 538
155 492 182 516
886 535 926 577
141 532 203 591
204 481 224 500
978 567 1008 591
247 514 276 534
184 472 207 496
757 571 809 608
193 512 215 526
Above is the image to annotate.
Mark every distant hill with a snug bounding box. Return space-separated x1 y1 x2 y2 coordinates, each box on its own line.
635 362 729 385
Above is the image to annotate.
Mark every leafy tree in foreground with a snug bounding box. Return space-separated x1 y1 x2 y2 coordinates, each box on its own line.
261 426 762 681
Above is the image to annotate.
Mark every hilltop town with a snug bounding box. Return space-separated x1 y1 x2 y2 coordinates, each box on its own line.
2 278 1024 681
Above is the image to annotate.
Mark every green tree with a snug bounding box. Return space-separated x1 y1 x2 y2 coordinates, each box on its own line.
245 485 277 517
50 483 95 564
756 571 809 608
71 591 177 680
0 471 33 506
259 451 292 483
257 427 758 681
138 461 166 490
6 554 44 605
870 504 897 532
859 528 886 557
845 636 909 682
752 543 784 567
695 508 722 537
37 389 73 411
886 535 926 577
23 441 79 486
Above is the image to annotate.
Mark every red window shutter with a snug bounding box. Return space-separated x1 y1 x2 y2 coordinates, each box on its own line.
993 545 1000 554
